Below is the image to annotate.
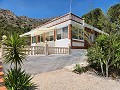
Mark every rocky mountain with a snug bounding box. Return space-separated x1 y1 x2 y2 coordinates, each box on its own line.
0 9 53 29
0 9 54 39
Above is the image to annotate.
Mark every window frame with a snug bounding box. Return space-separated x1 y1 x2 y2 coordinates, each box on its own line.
72 26 84 40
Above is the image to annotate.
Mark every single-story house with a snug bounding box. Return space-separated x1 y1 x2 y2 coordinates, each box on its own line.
21 13 107 49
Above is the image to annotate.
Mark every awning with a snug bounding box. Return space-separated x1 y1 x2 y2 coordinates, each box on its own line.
20 27 56 37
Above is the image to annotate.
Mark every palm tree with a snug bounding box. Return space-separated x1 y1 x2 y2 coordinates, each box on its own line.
3 33 34 90
3 33 26 69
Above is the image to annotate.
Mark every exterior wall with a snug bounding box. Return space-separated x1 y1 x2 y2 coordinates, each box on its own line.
47 41 55 47
55 38 70 47
31 42 44 46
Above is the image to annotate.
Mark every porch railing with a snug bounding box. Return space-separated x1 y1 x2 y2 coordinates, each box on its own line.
48 47 69 55
0 44 71 57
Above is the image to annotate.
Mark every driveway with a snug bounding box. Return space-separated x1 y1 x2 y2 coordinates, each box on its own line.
3 49 87 75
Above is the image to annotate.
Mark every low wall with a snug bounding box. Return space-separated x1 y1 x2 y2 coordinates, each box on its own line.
71 49 87 56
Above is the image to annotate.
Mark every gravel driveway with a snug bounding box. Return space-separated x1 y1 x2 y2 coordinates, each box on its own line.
3 49 87 75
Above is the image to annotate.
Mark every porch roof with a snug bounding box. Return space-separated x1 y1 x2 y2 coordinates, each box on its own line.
20 27 56 37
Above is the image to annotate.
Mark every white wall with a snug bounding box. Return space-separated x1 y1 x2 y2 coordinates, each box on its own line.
55 38 70 47
47 41 55 47
31 42 44 46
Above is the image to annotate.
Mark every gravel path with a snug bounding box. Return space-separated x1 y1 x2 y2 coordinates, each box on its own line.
3 49 87 75
32 69 120 90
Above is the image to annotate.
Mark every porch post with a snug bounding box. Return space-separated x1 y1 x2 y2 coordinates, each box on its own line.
68 24 72 54
44 41 48 56
36 35 38 43
68 24 72 40
1 45 5 60
43 32 46 43
54 29 56 41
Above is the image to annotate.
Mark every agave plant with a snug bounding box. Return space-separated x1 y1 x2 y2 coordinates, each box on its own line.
4 68 33 90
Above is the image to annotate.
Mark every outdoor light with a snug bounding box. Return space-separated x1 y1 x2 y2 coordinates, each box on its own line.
2 35 7 40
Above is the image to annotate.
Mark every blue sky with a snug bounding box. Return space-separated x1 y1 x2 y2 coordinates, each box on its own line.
0 0 119 19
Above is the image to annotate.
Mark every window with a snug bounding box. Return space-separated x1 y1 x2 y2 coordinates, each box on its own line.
62 27 68 39
40 35 43 42
72 27 84 40
46 31 54 41
38 36 40 42
38 34 43 42
32 36 36 43
49 31 54 41
57 29 61 40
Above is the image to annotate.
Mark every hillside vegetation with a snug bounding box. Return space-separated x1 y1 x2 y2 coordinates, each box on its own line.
82 4 120 33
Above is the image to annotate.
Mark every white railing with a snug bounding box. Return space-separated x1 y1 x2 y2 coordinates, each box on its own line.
0 44 71 56
48 47 69 55
24 46 45 55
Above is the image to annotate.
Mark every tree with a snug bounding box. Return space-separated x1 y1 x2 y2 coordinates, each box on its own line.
87 32 120 77
107 4 120 24
3 33 26 69
3 33 34 90
82 8 105 30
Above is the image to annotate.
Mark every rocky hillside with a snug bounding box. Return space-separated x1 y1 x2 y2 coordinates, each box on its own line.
0 9 53 29
0 9 54 39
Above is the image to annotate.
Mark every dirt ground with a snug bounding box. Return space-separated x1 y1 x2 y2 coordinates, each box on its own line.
32 69 120 90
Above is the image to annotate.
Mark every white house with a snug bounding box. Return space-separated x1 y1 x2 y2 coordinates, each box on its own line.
21 13 107 49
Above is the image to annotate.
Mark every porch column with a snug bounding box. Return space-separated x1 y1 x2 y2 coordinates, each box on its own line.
43 32 46 43
31 36 32 45
36 35 38 43
68 24 72 46
54 29 56 41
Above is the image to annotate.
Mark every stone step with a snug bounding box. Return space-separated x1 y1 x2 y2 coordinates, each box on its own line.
0 66 3 72
0 86 7 90
0 78 4 84
0 72 4 78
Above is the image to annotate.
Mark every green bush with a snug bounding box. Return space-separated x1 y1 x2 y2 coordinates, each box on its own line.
87 33 120 77
4 68 33 90
73 64 88 74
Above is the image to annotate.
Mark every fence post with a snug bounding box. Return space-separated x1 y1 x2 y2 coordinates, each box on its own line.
44 41 48 56
0 45 4 60
1 35 7 60
68 46 71 55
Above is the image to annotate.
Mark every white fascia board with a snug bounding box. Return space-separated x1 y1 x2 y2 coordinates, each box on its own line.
84 23 108 35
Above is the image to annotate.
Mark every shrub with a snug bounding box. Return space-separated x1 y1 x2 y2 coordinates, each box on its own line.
73 64 88 74
87 33 120 77
4 68 33 90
